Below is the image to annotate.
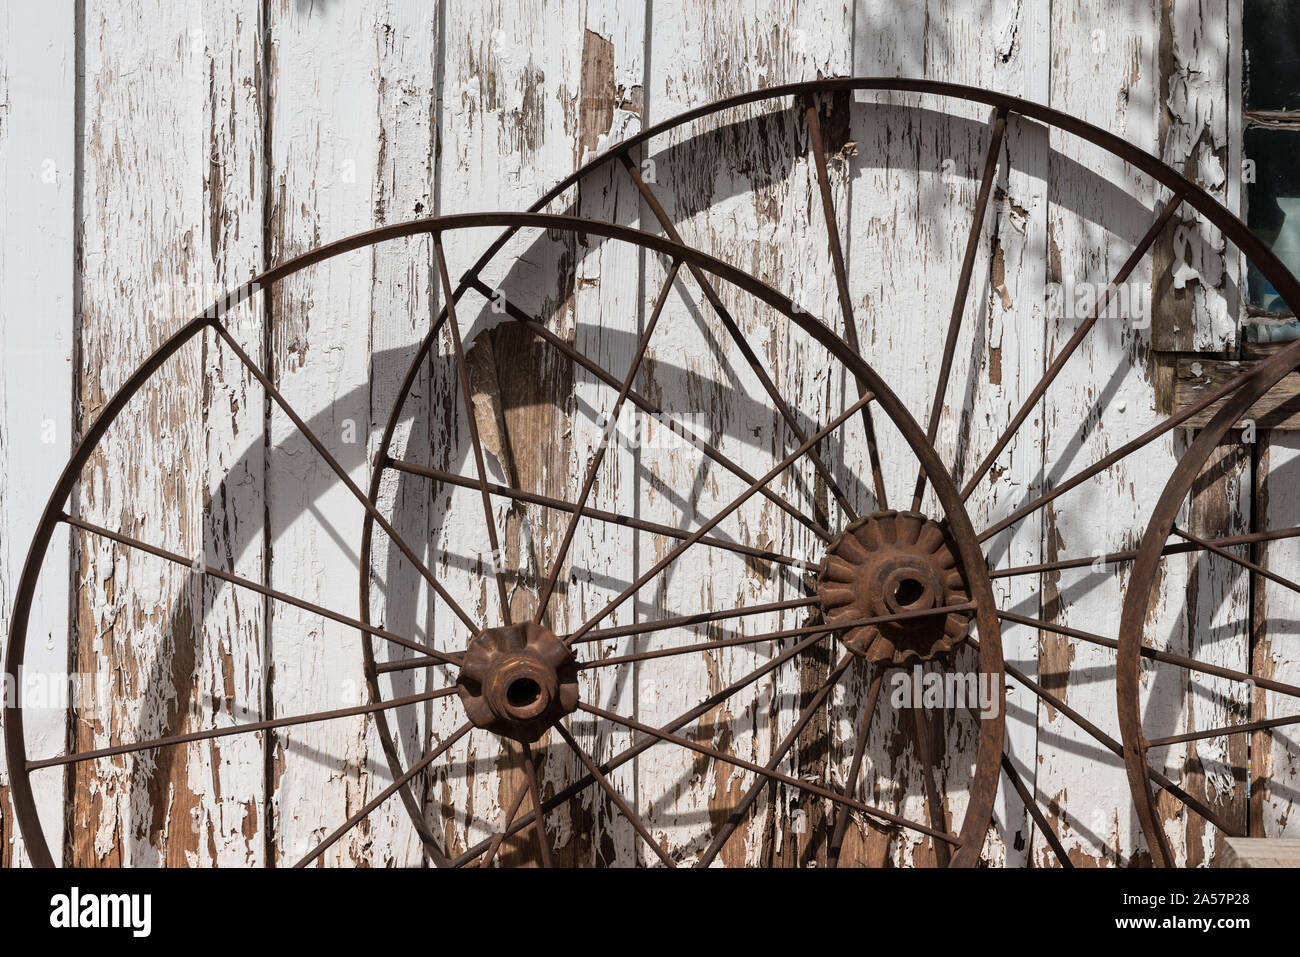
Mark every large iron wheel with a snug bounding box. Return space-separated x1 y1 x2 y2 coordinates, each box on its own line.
359 213 1011 868
1117 340 1300 867
4 213 1006 867
359 80 1300 866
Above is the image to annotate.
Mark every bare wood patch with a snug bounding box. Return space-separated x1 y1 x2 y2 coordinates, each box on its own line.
1173 358 1300 429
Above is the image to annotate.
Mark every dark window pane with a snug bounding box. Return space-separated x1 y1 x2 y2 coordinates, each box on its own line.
1245 0 1300 111
1245 126 1300 311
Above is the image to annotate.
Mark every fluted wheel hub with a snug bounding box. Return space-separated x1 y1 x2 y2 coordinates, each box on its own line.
816 509 973 665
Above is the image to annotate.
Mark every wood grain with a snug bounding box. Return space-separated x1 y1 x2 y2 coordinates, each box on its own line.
1172 358 1300 430
1151 0 1235 353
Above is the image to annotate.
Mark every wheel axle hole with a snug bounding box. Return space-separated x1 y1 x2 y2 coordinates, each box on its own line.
507 677 542 708
894 578 926 607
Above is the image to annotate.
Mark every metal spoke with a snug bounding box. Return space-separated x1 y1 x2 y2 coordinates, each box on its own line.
554 722 676 867
522 746 554 867
805 92 889 510
577 631 802 670
911 107 1008 511
386 457 807 570
1000 752 1072 868
568 597 817 645
977 353 1275 544
973 639 1243 837
480 771 531 869
62 512 460 666
911 695 951 866
535 259 683 623
27 686 457 771
584 700 960 847
695 652 857 867
381 599 816 676
826 666 885 867
960 197 1183 501
567 393 875 646
617 152 859 520
579 605 975 671
1145 713 1300 749
990 524 1300 578
1172 524 1300 597
209 320 479 633
465 276 833 541
997 609 1300 698
294 721 472 868
434 236 513 626
378 655 457 674
447 629 833 867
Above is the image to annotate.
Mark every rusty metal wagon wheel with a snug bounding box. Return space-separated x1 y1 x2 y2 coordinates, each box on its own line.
356 80 1300 867
1117 338 1300 868
2 211 1006 868
357 215 1010 869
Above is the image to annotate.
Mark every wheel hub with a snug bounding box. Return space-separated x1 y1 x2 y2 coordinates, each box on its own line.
816 509 973 664
456 622 579 742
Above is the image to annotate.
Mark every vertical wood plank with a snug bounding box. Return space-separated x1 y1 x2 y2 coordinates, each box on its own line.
191 2 270 866
1151 0 1235 353
72 0 265 865
1041 0 1160 867
0 1 75 866
847 0 1049 866
1252 433 1300 841
1145 0 1248 863
1177 439 1250 865
981 0 1053 867
640 0 853 866
562 4 649 865
266 0 435 866
363 0 443 868
1037 0 1222 866
431 0 647 865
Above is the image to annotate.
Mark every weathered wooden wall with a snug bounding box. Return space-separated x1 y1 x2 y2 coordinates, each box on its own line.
1 0 1295 866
